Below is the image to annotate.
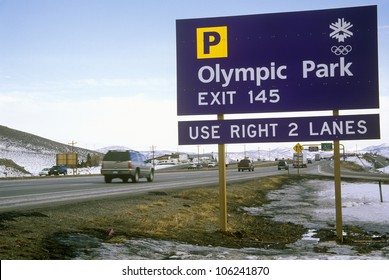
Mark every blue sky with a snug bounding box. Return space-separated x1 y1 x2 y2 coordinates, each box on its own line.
0 0 388 153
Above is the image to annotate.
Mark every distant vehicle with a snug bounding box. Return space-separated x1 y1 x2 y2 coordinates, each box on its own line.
315 154 321 161
207 162 216 168
48 165 67 175
188 164 196 169
39 168 51 176
188 163 202 169
293 153 307 168
100 150 154 183
238 159 254 172
277 160 289 170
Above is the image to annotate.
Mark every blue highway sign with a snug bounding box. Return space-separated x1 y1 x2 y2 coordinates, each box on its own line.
176 6 378 115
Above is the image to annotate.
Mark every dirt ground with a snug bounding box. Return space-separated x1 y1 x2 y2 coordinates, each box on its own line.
0 175 386 259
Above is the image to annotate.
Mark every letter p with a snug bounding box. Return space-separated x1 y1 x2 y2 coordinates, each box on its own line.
197 26 228 59
203 32 221 54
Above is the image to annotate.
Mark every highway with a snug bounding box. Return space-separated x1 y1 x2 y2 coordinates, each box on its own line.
315 159 389 181
0 165 281 212
1 161 388 212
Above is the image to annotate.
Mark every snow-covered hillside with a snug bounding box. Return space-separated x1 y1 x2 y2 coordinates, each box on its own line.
361 143 389 158
0 125 101 176
95 146 132 154
225 146 291 163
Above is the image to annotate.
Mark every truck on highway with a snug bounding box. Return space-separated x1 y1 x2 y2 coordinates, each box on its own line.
293 152 307 168
238 158 254 172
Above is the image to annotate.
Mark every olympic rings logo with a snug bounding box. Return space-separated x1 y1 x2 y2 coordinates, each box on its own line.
331 45 352 55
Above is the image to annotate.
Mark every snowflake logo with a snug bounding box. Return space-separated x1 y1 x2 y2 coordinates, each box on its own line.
329 18 353 42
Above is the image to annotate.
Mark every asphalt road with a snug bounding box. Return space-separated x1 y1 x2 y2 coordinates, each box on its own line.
0 164 287 212
1 161 388 212
363 153 389 169
315 159 389 181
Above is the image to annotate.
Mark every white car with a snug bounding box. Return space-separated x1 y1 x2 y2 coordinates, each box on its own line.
188 164 202 169
39 168 51 176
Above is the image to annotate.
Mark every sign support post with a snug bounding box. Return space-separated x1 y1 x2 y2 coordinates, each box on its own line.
333 110 343 242
293 143 304 175
218 114 228 232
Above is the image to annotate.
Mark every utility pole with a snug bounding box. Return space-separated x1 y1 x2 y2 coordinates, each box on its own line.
197 145 200 164
151 145 156 167
68 140 77 153
244 144 246 158
68 140 77 176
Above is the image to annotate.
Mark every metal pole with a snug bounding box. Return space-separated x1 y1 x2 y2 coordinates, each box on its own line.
333 110 343 242
340 144 345 160
379 180 384 203
217 114 228 232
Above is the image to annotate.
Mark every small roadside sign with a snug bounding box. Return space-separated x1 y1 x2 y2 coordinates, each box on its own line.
321 143 333 151
294 143 304 153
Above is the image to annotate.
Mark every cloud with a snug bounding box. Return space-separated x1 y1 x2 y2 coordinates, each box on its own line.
70 77 172 89
0 93 178 150
80 95 178 149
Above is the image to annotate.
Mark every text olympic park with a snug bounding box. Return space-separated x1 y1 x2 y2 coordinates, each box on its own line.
196 58 352 107
198 58 352 88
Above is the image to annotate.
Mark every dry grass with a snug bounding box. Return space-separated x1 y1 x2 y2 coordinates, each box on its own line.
0 175 316 259
340 161 366 172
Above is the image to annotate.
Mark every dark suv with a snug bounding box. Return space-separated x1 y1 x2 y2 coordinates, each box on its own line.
48 165 67 175
277 160 289 170
238 159 254 172
100 150 154 183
